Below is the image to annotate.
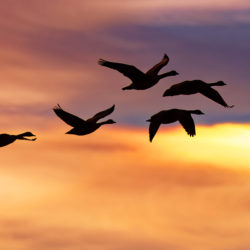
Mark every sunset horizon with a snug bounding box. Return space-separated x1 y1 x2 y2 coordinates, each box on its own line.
1 1 250 249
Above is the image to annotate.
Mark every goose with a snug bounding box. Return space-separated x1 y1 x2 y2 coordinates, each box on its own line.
0 132 36 147
163 80 234 108
98 54 178 90
53 104 116 135
147 109 204 142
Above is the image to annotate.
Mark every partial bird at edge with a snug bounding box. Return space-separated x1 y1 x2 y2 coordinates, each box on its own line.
0 132 36 148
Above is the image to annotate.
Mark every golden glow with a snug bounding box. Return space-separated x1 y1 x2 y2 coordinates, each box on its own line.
0 123 250 249
141 123 250 169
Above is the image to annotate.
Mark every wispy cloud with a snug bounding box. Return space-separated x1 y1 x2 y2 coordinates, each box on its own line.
1 0 250 32
0 0 249 126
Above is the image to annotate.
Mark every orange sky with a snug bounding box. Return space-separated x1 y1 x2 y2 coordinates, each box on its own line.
1 0 250 249
1 123 250 249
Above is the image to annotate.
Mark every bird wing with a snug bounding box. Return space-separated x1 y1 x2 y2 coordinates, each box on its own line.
146 54 169 76
88 105 115 123
53 104 86 127
98 59 145 82
149 120 161 142
178 113 196 137
199 87 234 108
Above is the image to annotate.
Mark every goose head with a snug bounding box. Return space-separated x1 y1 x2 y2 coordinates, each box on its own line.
102 119 116 124
168 70 179 76
22 132 35 137
191 110 205 115
216 81 226 86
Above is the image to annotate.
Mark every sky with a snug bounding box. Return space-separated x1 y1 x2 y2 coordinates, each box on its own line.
0 0 250 249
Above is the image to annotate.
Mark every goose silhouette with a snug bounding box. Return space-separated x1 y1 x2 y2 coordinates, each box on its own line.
0 132 36 147
163 80 234 108
98 54 178 90
147 109 204 142
53 104 116 135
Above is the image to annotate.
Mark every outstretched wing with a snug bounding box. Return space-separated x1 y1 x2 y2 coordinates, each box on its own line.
146 54 169 76
178 113 196 137
98 59 145 82
199 87 234 108
53 104 86 127
149 120 161 142
88 105 115 123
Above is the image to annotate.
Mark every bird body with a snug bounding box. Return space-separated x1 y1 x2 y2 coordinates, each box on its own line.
147 109 204 142
65 119 115 135
65 123 99 135
163 80 234 108
98 54 178 90
0 132 36 147
0 134 16 147
53 104 116 136
121 74 158 90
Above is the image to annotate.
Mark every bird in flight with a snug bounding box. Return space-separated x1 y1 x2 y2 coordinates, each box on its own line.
147 109 204 142
163 80 234 108
53 104 116 135
0 132 36 147
98 54 178 90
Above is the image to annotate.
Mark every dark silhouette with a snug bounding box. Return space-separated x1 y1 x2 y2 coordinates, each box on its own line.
147 109 204 142
0 132 36 147
53 104 116 135
98 54 178 90
163 80 234 108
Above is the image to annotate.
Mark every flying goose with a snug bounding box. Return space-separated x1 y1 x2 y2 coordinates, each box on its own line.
147 109 204 142
98 54 178 90
163 80 234 108
0 132 36 147
53 104 116 135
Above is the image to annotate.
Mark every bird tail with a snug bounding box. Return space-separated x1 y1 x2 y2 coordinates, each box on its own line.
189 110 204 115
122 85 133 90
225 105 235 108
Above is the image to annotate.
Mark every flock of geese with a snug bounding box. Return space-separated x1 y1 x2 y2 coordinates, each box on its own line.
0 53 233 147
